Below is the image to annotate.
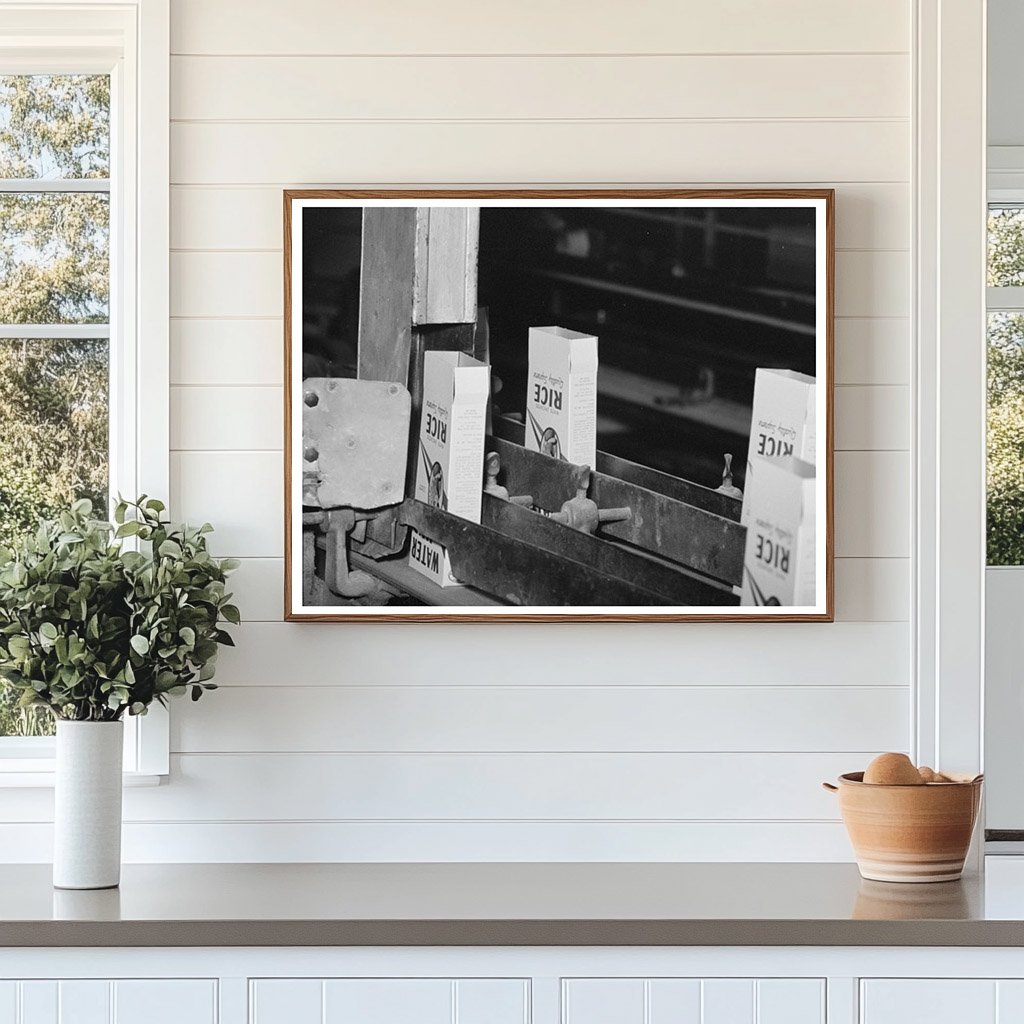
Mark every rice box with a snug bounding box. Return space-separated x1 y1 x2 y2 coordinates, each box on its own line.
740 455 816 608
409 350 489 588
525 326 598 467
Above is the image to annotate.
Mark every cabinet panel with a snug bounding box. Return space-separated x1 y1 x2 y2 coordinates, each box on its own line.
323 980 451 1024
114 981 217 1024
58 982 110 1024
998 981 1024 1022
0 984 16 1024
19 983 56 1024
563 980 645 1024
250 980 323 1024
251 979 528 1024
757 980 825 1024
861 981 997 1024
648 980 701 1023
701 980 754 1024
564 978 825 1024
455 980 529 1024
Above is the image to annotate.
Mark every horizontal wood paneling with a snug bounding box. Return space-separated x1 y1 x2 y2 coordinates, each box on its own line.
170 183 909 252
171 252 281 317
170 319 283 386
211 621 910 687
171 54 909 121
224 558 283 620
170 121 909 186
171 684 909 754
833 559 909 621
834 452 910 558
170 0 910 56
834 318 909 385
834 386 910 450
171 188 284 251
170 451 282 557
171 250 907 320
0 820 857 862
835 250 909 318
171 386 282 451
0 0 914 865
226 556 909 623
113 752 863 821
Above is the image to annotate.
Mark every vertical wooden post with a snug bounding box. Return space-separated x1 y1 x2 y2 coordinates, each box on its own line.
357 207 417 384
413 206 480 325
358 206 480 384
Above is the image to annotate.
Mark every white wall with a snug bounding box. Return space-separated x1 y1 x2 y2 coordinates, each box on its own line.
5 0 916 862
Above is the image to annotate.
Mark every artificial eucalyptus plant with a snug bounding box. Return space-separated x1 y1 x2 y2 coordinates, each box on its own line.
0 497 239 722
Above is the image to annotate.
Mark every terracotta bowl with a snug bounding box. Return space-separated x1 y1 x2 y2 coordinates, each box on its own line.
823 772 983 883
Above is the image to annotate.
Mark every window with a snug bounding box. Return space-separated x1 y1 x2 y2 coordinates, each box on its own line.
0 2 169 778
0 73 111 738
987 206 1024 565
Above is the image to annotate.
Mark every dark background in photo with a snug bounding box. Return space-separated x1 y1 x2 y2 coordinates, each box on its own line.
301 205 817 492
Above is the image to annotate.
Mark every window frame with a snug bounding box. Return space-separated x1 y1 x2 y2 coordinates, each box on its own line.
987 200 1024 313
0 0 169 783
983 193 1024 839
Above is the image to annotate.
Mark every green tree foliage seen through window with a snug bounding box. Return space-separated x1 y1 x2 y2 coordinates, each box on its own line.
988 208 1024 565
0 75 110 736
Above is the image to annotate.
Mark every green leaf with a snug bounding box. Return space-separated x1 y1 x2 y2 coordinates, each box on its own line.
39 622 58 641
130 634 150 656
220 604 241 625
158 539 182 559
8 635 30 657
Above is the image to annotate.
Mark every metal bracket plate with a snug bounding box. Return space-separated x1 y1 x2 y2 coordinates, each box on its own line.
302 377 411 510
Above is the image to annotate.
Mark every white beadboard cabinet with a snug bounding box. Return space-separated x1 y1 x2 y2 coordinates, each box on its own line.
860 980 1024 1023
250 979 529 1024
6 949 1024 1024
0 980 217 1024
562 978 825 1024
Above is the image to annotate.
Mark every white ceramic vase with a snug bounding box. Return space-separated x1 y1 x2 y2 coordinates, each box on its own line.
53 720 124 890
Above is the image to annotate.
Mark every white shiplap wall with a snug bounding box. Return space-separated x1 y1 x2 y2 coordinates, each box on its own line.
5 0 917 862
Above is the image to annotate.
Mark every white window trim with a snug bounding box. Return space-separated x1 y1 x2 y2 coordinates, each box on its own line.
0 0 169 783
914 0 987 826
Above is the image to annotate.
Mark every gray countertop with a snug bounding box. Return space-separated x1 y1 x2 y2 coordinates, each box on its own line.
5 861 1024 947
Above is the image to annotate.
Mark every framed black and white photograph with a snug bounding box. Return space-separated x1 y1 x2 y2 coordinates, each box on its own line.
284 190 833 621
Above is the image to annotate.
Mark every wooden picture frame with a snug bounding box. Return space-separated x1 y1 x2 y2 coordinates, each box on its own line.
284 189 834 622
